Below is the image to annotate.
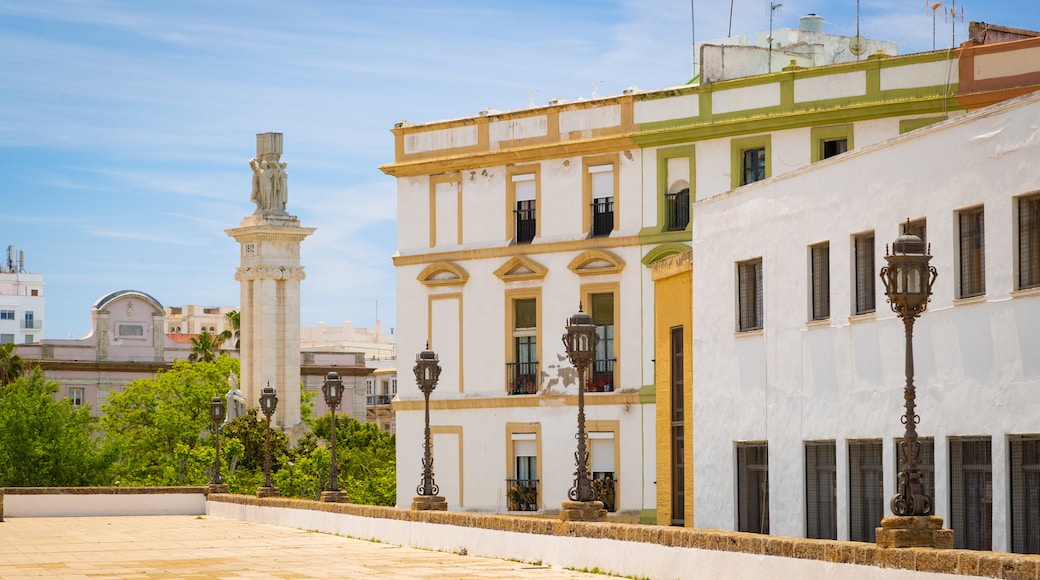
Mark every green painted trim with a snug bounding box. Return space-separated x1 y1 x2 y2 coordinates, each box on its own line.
638 383 656 404
730 134 771 191
780 77 794 109
653 144 695 236
638 229 693 247
899 115 948 134
640 508 657 525
641 243 692 266
810 124 854 163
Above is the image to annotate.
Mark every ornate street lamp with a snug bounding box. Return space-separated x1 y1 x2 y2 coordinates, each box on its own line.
208 396 229 493
321 372 345 503
560 305 605 521
880 231 937 517
875 228 951 550
411 344 446 510
257 383 280 498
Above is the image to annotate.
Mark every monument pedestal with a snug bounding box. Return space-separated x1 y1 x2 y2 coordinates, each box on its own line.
559 500 607 522
207 483 230 495
256 486 280 499
876 516 953 549
321 490 347 503
411 495 448 511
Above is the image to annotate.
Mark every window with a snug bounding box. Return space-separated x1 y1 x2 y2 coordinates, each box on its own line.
670 326 685 526
811 125 854 163
365 378 374 395
1009 436 1040 554
0 310 13 320
737 259 763 332
1018 194 1040 290
736 442 769 533
390 378 397 396
958 207 986 298
589 164 615 237
508 298 538 395
656 146 695 233
742 148 766 185
666 187 690 231
950 437 992 551
30 289 38 296
821 139 848 159
22 310 38 329
810 243 830 321
805 442 836 540
24 334 33 344
0 333 13 344
512 173 537 244
69 388 84 407
590 432 617 512
853 232 875 314
508 431 539 511
893 437 935 516
849 440 884 543
381 379 389 395
589 292 615 392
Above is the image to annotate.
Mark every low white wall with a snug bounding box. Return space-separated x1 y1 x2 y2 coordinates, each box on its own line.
207 501 951 580
4 492 206 517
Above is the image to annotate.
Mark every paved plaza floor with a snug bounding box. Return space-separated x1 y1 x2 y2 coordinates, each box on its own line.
0 515 609 579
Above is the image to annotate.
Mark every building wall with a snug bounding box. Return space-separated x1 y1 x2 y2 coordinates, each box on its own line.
0 247 44 345
691 92 1040 550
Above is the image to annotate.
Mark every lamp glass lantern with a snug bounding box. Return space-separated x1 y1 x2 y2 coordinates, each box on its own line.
414 346 442 394
259 385 278 417
209 396 226 426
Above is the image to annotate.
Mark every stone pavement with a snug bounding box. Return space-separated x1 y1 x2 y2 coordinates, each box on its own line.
0 515 609 579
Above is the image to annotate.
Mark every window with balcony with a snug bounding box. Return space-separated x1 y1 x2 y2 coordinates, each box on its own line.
853 232 875 314
512 173 536 244
849 440 884 543
508 298 538 395
736 442 769 533
590 432 617 512
806 441 836 540
950 437 993 551
1009 436 1040 554
1018 194 1040 290
958 206 986 298
589 292 615 392
507 432 539 511
589 164 614 237
809 243 830 321
665 187 690 231
737 259 763 332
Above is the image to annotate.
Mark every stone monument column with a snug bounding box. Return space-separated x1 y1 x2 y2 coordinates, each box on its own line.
226 133 314 436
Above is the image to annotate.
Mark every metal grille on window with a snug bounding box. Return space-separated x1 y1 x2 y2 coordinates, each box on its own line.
849 440 883 543
514 176 536 244
736 443 769 534
590 165 614 237
894 437 934 515
670 326 685 526
1009 437 1039 554
508 299 538 395
1019 195 1040 289
742 148 766 185
666 187 690 231
854 233 875 314
738 259 763 331
959 207 986 298
590 293 615 392
805 442 836 540
950 438 992 551
811 243 830 321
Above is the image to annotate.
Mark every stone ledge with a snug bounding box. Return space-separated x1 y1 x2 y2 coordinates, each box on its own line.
1 486 208 495
208 494 1040 579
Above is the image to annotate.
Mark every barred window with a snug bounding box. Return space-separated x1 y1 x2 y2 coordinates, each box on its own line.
958 207 986 298
853 233 875 314
737 259 763 332
810 243 830 321
742 148 766 185
849 440 884 542
950 438 992 551
1009 436 1040 554
805 442 836 539
1018 194 1040 290
736 442 769 534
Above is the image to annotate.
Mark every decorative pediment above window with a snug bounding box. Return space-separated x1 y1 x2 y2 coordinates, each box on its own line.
493 255 548 282
417 262 470 287
567 249 625 276
641 243 692 266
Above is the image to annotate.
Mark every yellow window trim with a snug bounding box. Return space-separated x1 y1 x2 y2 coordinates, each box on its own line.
568 249 625 276
417 261 470 287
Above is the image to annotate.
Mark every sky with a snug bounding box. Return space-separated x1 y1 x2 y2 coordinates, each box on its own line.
3 0 1038 341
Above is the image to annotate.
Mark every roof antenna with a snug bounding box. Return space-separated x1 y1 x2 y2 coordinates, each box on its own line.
691 0 697 79
592 80 603 98
944 0 964 48
527 89 538 108
768 2 782 73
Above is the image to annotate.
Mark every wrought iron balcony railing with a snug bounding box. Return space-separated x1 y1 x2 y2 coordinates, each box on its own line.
366 394 392 406
592 198 614 237
506 361 539 395
665 190 690 231
505 478 539 511
515 205 536 244
592 474 616 512
587 358 615 392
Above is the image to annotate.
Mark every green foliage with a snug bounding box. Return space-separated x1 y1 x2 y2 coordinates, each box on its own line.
188 330 222 363
217 310 240 349
0 368 114 486
220 407 288 474
0 342 25 386
100 356 238 485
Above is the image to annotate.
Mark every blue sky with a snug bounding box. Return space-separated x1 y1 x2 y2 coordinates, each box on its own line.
2 0 1037 340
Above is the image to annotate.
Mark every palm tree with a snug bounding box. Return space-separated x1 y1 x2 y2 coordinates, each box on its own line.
0 341 25 386
188 330 221 363
217 310 240 349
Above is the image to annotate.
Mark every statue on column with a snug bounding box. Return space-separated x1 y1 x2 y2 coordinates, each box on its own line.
249 133 288 215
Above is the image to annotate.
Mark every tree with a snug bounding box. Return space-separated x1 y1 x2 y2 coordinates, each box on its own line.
188 330 221 363
0 368 114 486
217 310 240 349
100 356 238 485
0 341 25 386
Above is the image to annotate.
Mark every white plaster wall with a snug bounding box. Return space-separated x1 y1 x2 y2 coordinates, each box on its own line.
634 94 699 124
404 125 478 154
459 166 504 245
540 158 584 242
794 71 867 103
397 175 431 254
207 501 954 580
489 116 548 144
617 150 642 234
713 83 781 115
691 93 1040 549
880 60 959 91
559 105 621 134
5 493 206 517
771 128 812 176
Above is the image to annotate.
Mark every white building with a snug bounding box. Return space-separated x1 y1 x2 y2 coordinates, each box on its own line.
0 245 44 345
300 320 396 361
691 90 1040 553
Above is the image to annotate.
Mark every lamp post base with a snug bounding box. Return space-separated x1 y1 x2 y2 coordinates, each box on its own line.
411 495 448 511
207 483 230 495
256 486 280 499
321 490 347 503
876 516 953 549
559 500 606 522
